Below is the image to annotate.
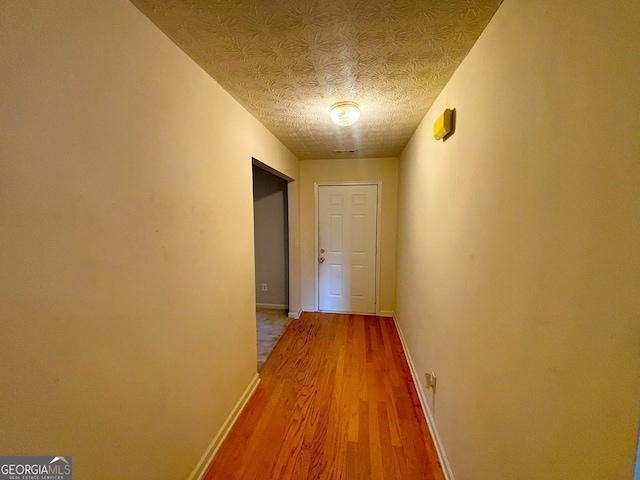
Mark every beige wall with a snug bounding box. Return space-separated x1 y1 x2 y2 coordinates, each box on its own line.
395 0 640 479
0 1 299 479
253 166 289 307
300 158 398 314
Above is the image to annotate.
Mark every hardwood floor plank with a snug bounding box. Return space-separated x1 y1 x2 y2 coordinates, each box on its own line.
289 446 312 480
356 399 371 480
368 398 384 480
204 312 445 480
392 444 412 479
346 441 359 480
377 402 396 476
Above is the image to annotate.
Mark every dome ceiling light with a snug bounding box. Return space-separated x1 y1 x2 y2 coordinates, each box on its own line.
330 101 360 126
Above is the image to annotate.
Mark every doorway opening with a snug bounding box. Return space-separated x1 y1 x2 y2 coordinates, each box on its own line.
252 161 291 370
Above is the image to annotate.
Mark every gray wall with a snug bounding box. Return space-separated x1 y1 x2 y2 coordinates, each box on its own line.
253 166 289 308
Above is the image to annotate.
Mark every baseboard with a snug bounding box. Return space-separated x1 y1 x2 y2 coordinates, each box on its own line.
392 315 455 480
287 308 302 319
187 373 261 480
256 303 288 309
299 308 394 317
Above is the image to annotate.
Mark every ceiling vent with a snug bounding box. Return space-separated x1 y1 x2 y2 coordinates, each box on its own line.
333 149 358 154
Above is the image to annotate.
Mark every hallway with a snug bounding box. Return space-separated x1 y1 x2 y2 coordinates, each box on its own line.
205 313 444 479
2 1 638 478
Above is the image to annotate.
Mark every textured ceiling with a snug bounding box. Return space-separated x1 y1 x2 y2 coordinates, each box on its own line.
132 0 502 160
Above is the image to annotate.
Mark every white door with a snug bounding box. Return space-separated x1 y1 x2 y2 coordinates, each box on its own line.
318 184 378 313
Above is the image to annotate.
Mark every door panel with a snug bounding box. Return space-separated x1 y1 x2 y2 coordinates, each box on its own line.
329 264 342 296
330 214 343 252
318 184 378 313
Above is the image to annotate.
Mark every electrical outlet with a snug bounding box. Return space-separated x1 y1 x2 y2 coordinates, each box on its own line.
425 371 437 390
261 283 268 292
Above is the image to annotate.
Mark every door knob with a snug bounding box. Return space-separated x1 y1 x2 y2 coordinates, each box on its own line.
319 256 325 263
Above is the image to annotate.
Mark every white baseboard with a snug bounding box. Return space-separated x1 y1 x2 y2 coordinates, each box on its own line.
392 315 455 480
256 303 288 309
300 308 395 318
187 373 261 480
287 308 302 319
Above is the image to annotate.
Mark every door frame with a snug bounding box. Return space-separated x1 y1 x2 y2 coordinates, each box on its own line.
314 181 383 315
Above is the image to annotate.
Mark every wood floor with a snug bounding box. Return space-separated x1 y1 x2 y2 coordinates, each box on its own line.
204 312 445 480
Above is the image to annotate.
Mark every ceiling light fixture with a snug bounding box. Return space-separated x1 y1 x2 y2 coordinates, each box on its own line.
330 101 360 126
